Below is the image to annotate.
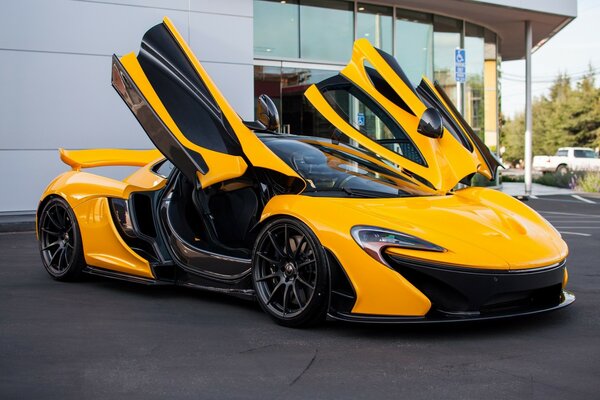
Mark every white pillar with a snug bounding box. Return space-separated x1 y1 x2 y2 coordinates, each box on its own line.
524 21 533 196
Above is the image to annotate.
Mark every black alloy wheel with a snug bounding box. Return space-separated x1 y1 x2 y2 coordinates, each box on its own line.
252 218 329 327
38 197 86 281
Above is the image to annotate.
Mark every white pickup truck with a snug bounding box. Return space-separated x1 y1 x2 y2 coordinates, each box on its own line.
533 147 600 174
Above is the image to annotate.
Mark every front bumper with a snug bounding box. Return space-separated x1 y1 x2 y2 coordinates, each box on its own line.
328 256 574 323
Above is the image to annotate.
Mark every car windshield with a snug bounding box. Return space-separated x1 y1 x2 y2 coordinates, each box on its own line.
263 137 431 198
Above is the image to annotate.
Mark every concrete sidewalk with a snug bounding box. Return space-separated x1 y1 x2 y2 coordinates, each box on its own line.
498 182 575 197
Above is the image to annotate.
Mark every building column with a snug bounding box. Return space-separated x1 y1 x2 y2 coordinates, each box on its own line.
524 20 533 195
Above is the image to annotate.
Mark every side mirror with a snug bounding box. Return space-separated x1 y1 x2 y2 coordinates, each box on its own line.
256 94 280 132
417 107 444 139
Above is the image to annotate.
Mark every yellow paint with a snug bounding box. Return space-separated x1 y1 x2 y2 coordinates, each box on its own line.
59 148 162 170
421 77 494 179
305 38 492 192
73 197 154 278
161 17 305 191
119 53 248 189
261 186 567 315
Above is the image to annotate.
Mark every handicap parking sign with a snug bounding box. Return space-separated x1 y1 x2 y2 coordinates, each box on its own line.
455 48 466 83
357 112 365 126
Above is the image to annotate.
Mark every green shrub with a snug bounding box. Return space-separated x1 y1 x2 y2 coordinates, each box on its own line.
576 172 600 193
533 171 578 189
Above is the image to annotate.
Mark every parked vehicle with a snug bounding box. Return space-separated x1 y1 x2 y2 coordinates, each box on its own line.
36 18 573 327
533 147 600 174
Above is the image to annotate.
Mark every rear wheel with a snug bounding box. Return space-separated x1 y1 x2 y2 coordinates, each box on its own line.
252 218 329 327
38 197 86 281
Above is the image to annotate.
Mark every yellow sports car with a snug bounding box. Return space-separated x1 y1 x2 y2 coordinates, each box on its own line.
37 18 573 327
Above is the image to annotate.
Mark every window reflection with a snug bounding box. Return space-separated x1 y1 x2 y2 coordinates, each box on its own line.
300 0 354 62
395 9 433 86
356 3 393 54
254 0 299 58
433 15 462 105
465 23 485 139
254 64 338 135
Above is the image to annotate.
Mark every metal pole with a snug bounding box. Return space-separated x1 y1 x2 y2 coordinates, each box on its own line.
524 20 533 196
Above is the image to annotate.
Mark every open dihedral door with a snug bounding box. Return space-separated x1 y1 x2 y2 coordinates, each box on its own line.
111 17 304 191
304 38 500 194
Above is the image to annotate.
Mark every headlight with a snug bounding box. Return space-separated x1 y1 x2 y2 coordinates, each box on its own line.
351 225 445 264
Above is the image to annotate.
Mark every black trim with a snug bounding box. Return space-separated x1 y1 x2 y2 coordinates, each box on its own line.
327 291 574 324
82 266 168 285
386 254 567 316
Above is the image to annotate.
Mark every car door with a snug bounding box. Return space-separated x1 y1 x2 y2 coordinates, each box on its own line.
111 17 304 191
304 38 500 194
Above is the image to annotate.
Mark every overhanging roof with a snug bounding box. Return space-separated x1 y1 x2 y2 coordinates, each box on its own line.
385 0 577 60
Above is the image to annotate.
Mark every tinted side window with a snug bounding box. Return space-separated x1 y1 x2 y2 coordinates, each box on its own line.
556 150 568 157
574 150 586 158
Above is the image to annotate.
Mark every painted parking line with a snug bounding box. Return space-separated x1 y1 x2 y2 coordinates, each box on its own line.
571 195 597 204
540 211 600 218
558 231 592 237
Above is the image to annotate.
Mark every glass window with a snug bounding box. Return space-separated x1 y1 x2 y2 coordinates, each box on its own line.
281 66 338 134
300 0 353 62
254 65 283 125
465 22 485 139
556 149 568 157
254 0 300 58
574 149 597 158
356 3 393 54
395 9 433 86
433 15 462 105
263 138 430 197
320 83 424 165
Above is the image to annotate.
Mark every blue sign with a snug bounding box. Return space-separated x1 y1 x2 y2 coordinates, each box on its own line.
455 48 466 83
357 112 365 126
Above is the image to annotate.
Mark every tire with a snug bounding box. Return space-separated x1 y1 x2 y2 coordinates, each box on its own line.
252 217 329 328
556 164 569 175
38 197 86 281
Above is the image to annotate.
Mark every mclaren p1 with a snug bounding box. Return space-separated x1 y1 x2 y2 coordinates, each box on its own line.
36 17 573 327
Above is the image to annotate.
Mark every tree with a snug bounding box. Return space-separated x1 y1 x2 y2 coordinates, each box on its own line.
500 67 600 165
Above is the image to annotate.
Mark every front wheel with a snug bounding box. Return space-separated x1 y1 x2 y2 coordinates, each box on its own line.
252 218 329 328
38 197 86 281
556 165 569 175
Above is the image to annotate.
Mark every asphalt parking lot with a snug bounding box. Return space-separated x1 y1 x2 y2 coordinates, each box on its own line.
1 194 599 400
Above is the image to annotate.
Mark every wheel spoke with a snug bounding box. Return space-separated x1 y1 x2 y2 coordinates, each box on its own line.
296 276 315 291
297 258 316 268
42 240 61 252
293 235 306 259
65 241 74 250
47 207 63 230
256 273 279 282
41 227 60 236
267 231 285 259
267 281 284 305
293 283 304 308
284 225 293 256
49 247 62 265
57 248 68 270
282 284 290 315
257 252 278 265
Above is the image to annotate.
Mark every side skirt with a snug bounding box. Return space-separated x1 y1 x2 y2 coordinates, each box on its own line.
82 266 170 285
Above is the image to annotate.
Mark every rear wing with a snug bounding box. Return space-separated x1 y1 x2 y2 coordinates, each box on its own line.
59 148 162 170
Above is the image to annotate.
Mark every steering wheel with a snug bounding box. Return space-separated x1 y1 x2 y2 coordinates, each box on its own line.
333 174 357 190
